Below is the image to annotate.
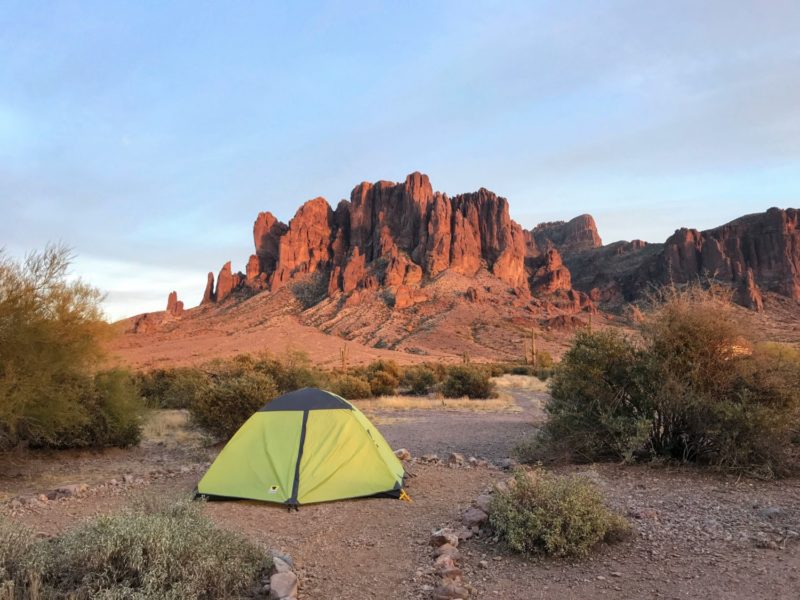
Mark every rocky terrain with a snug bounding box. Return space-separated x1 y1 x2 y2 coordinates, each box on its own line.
3 384 799 599
113 173 800 367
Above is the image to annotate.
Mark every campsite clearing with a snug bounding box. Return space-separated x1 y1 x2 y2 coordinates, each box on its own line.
2 383 800 599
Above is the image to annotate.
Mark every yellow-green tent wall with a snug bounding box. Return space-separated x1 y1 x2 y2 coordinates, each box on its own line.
197 388 405 505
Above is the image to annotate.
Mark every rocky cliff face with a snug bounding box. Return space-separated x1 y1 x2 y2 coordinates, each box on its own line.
200 172 538 307
531 215 602 254
651 208 800 301
549 207 800 311
191 172 798 314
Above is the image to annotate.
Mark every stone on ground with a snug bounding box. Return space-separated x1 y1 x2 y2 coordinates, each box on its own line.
433 582 470 599
461 507 488 528
269 571 298 600
394 448 412 461
447 452 465 466
430 528 459 547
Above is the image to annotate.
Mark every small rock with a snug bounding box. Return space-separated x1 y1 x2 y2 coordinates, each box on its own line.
272 557 292 574
447 452 465 467
497 457 517 470
478 560 489 569
435 543 460 559
394 448 412 461
462 507 488 528
473 493 492 514
611 571 622 577
455 527 474 541
433 582 470 599
53 483 89 498
421 454 440 463
122 474 135 484
431 528 459 548
269 571 298 599
439 566 463 582
179 466 191 474
271 552 294 568
434 554 456 572
467 456 479 466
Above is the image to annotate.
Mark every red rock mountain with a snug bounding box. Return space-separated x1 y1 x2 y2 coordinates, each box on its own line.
548 208 800 312
200 172 552 308
186 175 798 315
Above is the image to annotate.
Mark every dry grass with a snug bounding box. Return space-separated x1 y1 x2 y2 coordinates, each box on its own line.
141 410 204 447
351 392 520 413
492 374 549 392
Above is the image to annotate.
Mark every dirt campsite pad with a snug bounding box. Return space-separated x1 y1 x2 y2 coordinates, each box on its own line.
3 384 800 599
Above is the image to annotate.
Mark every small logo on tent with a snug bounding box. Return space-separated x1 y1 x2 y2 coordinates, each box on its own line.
268 485 279 494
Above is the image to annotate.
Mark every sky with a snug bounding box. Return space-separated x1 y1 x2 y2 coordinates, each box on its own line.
1 1 799 321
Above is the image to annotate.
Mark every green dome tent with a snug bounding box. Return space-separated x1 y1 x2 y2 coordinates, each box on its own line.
197 388 406 506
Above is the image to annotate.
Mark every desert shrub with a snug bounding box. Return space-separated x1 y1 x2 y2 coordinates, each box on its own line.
639 292 800 475
21 369 144 451
190 371 278 440
368 370 398 396
484 363 506 377
509 364 535 376
0 245 144 451
442 366 496 399
401 366 437 396
254 350 322 393
136 367 210 409
350 360 400 396
535 350 554 369
489 470 630 557
0 498 270 599
366 359 401 380
328 374 372 399
540 288 800 476
544 329 651 462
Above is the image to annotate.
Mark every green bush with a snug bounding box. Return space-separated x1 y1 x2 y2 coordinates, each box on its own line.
541 289 800 476
136 367 210 409
401 366 437 396
23 369 145 450
190 371 278 440
0 245 145 451
366 359 401 380
368 370 398 397
0 498 270 599
489 470 630 557
328 374 372 399
253 350 322 393
442 366 495 399
544 329 651 462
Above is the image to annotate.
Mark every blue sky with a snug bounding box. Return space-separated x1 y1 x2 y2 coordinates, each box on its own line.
1 1 799 320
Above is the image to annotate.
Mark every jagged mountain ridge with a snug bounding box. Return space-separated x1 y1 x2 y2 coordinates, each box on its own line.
195 172 588 312
122 172 799 366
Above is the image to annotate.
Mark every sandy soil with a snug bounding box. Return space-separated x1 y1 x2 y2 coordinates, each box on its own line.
2 386 799 599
